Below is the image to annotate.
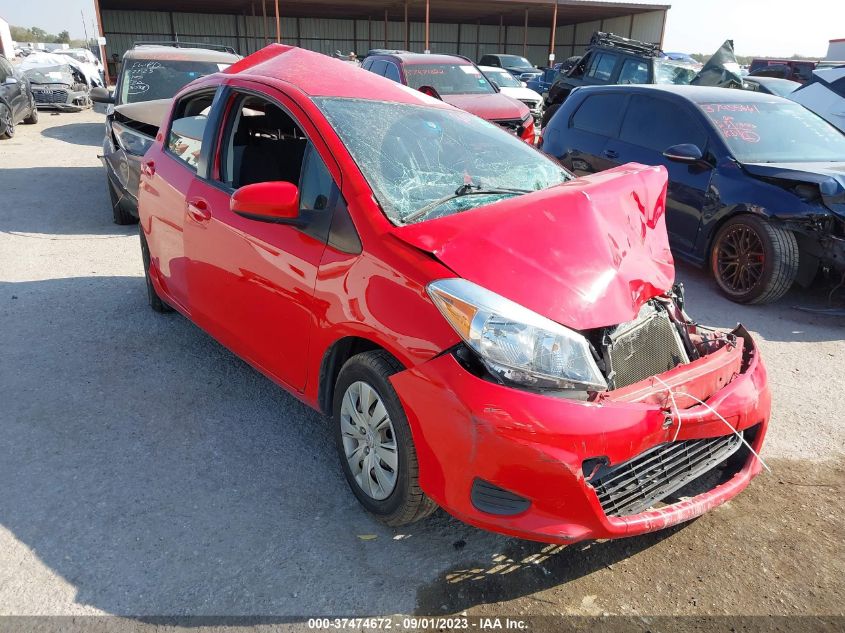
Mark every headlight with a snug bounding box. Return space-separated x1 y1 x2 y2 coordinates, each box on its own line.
112 120 154 156
427 278 608 391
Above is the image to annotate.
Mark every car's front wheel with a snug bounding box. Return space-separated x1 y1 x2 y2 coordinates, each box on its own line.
710 214 798 304
333 350 437 526
23 97 38 124
139 225 173 313
0 103 15 139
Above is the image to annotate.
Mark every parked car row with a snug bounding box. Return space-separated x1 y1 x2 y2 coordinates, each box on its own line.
106 44 777 546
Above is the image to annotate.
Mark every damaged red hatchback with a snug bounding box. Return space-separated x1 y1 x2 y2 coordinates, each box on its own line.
138 45 771 544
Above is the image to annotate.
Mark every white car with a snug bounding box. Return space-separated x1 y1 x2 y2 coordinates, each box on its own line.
789 66 845 134
479 65 543 119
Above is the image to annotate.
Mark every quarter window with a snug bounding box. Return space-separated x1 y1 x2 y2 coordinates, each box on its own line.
571 93 627 137
619 95 707 152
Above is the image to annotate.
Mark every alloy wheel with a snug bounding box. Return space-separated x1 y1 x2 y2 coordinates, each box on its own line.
715 224 765 294
340 380 398 501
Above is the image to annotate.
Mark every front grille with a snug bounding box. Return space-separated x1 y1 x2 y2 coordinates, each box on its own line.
586 433 743 517
32 89 68 104
604 302 689 389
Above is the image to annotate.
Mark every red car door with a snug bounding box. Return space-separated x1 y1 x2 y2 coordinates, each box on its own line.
139 90 216 312
183 82 338 391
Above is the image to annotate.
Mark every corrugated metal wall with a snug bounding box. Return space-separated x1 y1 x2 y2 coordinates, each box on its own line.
102 8 666 67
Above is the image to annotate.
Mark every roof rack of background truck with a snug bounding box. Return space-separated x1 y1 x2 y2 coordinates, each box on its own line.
589 32 662 58
133 41 238 55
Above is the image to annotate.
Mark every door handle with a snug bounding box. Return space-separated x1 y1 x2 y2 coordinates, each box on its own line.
187 198 211 223
603 149 619 159
141 160 155 177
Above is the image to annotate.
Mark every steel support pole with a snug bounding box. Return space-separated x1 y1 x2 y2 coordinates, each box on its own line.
549 1 558 64
274 0 281 43
425 0 430 53
523 9 528 57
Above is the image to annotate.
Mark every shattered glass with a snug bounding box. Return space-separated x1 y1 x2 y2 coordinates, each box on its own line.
314 98 570 224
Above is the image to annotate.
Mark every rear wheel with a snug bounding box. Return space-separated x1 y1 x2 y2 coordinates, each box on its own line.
333 350 437 527
139 225 173 313
109 179 138 225
710 214 798 304
0 103 15 139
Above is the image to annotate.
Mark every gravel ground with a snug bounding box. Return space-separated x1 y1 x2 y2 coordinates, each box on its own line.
0 109 842 619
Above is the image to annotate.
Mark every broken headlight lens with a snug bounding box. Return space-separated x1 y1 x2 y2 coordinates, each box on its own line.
427 278 607 391
112 120 154 156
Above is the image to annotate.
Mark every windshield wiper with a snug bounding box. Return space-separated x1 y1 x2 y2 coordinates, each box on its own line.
403 184 532 224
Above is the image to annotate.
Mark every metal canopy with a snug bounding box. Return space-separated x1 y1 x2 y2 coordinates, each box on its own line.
96 0 669 26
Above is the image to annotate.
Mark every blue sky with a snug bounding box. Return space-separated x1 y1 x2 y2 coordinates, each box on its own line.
1 0 842 57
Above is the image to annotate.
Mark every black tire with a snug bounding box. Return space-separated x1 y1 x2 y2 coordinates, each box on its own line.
23 98 38 124
139 225 173 313
109 179 138 225
710 214 799 304
0 103 15 139
333 350 437 527
541 101 561 128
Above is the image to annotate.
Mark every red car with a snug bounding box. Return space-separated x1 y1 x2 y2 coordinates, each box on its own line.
362 52 535 143
138 45 771 544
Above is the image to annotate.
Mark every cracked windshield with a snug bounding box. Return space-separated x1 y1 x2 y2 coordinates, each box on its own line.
315 98 570 224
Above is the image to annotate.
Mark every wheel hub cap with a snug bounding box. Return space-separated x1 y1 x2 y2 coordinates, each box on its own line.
340 381 398 501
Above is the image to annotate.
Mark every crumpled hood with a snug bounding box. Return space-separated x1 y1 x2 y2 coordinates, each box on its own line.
743 161 845 210
441 92 530 121
392 164 674 331
114 98 173 131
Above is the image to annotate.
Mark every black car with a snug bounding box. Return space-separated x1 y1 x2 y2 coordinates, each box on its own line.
542 32 699 126
540 85 845 304
90 43 240 224
0 55 39 139
478 54 541 81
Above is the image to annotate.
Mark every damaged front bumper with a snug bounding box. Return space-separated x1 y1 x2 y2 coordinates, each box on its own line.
100 139 141 219
391 325 770 544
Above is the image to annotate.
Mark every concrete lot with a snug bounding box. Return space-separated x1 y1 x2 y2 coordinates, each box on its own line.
0 110 843 618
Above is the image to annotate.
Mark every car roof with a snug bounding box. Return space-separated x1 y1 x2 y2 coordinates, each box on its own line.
572 84 792 104
389 53 472 65
224 44 457 105
124 46 240 63
745 76 800 85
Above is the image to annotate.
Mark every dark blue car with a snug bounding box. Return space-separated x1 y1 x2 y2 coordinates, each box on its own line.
540 85 845 304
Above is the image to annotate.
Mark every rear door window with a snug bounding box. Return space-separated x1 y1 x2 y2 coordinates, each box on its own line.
587 53 619 82
619 95 707 152
570 93 627 137
384 62 401 83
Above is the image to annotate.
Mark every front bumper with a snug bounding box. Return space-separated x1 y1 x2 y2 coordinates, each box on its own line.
100 138 141 219
391 327 770 544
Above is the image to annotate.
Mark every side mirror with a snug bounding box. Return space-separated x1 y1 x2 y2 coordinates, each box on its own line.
662 143 706 165
417 85 442 100
4 77 18 85
521 81 528 88
90 86 114 104
231 181 303 225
